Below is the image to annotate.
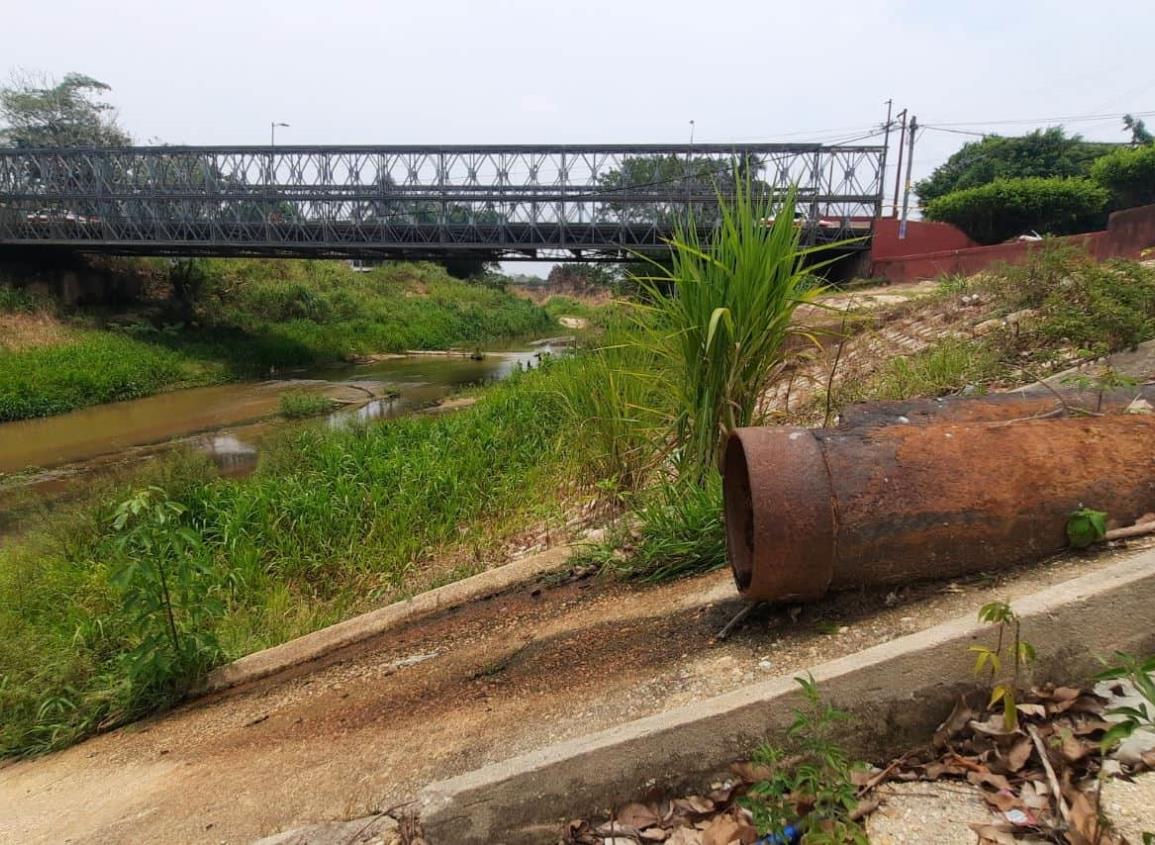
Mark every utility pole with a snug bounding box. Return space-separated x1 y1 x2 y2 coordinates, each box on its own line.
878 99 893 222
891 109 908 217
899 115 918 239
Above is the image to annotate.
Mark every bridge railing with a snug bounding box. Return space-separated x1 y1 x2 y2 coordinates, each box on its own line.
0 144 884 259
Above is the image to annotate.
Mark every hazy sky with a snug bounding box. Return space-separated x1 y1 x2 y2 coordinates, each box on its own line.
6 0 1154 219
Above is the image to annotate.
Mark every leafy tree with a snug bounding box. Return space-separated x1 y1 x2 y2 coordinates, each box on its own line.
440 255 497 279
596 154 758 224
0 71 130 147
1091 143 1155 209
547 262 621 290
924 177 1108 244
916 128 1117 205
1123 114 1153 146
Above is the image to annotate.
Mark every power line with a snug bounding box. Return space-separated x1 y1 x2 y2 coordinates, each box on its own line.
920 109 1155 129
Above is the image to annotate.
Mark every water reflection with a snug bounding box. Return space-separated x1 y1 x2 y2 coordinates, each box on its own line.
198 434 260 476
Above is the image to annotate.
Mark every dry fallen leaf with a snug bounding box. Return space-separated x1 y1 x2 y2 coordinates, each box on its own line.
617 803 661 830
968 822 1018 845
665 827 703 845
1004 737 1033 772
674 796 715 815
699 815 743 845
1016 703 1047 719
968 770 1013 792
729 761 772 784
639 828 670 842
935 697 977 747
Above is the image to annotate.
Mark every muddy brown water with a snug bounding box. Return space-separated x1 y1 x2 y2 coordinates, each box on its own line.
0 347 552 538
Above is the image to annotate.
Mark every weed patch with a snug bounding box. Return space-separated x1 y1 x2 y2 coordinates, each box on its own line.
278 391 335 419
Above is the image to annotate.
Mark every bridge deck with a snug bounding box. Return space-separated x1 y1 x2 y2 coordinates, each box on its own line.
0 143 884 260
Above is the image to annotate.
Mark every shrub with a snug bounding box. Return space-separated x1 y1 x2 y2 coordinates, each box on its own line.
924 177 1109 245
1090 143 1155 210
988 246 1155 355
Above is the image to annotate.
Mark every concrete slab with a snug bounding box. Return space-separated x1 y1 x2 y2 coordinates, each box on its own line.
198 543 577 696
418 549 1155 845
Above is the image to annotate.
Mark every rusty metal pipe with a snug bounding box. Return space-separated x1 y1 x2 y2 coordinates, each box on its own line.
723 414 1155 602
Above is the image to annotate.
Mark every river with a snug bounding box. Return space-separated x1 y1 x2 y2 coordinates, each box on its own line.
0 344 560 538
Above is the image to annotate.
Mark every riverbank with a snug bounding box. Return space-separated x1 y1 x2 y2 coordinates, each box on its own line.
4 243 1152 763
0 354 588 758
0 258 553 422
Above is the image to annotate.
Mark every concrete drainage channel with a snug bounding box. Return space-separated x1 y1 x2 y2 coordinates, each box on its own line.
410 548 1155 845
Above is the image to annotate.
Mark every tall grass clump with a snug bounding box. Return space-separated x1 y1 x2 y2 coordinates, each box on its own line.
638 181 827 483
0 286 45 313
577 475 727 581
554 338 667 502
569 178 827 580
849 337 1002 403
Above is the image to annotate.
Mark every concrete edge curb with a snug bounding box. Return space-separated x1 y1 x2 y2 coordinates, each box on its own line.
197 544 577 696
418 549 1155 845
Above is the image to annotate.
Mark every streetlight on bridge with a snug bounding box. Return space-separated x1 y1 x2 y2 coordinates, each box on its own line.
270 122 290 146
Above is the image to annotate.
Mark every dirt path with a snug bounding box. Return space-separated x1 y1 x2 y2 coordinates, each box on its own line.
3 540 1147 845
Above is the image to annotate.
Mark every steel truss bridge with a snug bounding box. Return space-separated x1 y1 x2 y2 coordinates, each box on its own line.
0 144 884 261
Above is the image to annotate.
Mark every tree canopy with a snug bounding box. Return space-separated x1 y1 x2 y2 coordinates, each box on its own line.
1090 143 1155 210
1123 114 1153 146
0 71 130 147
596 154 761 223
915 128 1118 206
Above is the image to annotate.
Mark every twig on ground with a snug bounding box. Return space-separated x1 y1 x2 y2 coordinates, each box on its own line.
985 407 1066 428
716 602 761 641
1022 366 1103 418
822 301 854 428
1104 520 1155 542
858 754 909 797
1028 724 1070 825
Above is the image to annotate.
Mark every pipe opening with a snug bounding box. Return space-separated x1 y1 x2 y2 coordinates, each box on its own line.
723 433 754 592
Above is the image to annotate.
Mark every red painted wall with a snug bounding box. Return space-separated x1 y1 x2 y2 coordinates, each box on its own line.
870 204 1155 283
870 218 977 259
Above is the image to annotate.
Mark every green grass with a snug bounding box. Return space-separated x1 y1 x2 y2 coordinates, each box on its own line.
0 259 554 422
0 357 578 757
278 391 335 419
0 331 213 421
578 474 728 581
0 286 44 312
840 336 1003 406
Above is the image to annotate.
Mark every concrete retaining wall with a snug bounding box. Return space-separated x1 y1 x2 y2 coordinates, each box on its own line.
419 549 1155 845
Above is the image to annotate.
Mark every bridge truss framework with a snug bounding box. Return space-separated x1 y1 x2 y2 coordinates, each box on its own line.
0 143 885 261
